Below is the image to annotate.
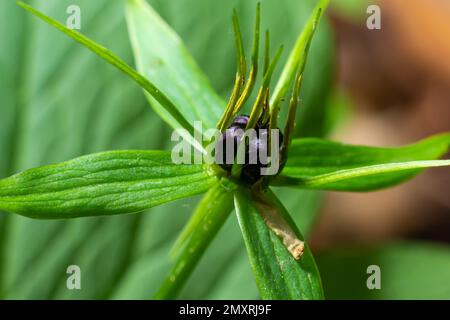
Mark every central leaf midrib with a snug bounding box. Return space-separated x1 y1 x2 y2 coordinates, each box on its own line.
0 171 212 200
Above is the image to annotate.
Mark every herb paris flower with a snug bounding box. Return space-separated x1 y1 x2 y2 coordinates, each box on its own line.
1 0 449 300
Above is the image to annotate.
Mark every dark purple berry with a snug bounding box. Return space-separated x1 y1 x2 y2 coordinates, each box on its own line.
230 115 249 128
215 115 284 184
215 125 245 170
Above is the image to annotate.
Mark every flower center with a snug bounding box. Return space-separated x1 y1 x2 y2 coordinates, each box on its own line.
215 115 284 184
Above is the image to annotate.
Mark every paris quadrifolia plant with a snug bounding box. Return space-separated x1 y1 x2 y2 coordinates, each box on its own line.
3 0 449 299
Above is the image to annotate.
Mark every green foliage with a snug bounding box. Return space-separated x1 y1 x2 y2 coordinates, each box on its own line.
0 0 448 301
2 0 334 300
317 242 450 299
1 0 165 299
0 150 216 218
18 1 195 135
276 134 450 191
155 180 235 299
271 0 329 112
126 0 225 129
235 189 323 299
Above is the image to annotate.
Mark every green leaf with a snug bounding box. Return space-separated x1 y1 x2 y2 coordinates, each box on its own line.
155 179 235 299
275 133 450 191
279 160 450 190
2 0 333 300
270 0 329 112
1 0 175 299
169 0 334 138
170 176 234 258
0 151 216 219
272 188 323 239
126 0 225 130
17 1 194 134
316 242 450 299
129 1 333 298
234 188 323 300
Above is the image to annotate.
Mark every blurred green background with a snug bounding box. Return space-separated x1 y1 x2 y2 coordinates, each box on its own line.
0 0 448 299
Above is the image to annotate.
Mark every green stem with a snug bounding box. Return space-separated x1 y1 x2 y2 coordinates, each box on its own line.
170 179 228 258
154 180 235 299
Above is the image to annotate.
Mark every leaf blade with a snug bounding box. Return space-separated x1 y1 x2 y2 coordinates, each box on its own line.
234 188 323 300
2 0 177 299
125 0 225 130
0 150 216 219
276 133 450 191
270 0 329 111
17 1 194 134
